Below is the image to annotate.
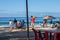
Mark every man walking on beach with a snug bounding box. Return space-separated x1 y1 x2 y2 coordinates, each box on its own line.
30 16 36 28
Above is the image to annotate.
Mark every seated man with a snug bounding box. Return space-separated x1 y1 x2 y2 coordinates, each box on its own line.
21 20 26 29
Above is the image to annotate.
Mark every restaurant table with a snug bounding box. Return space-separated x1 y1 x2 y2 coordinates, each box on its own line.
46 30 60 40
45 30 60 40
34 28 60 40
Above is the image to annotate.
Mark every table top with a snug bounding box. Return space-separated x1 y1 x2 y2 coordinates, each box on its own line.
45 30 60 33
34 27 57 30
34 27 60 33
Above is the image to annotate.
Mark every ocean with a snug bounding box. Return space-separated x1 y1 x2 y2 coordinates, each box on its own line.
0 17 60 27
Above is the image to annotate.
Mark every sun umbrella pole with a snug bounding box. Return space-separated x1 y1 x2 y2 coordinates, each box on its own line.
26 0 29 40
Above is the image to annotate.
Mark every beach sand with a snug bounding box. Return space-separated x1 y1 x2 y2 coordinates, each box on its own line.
0 27 34 40
0 26 58 40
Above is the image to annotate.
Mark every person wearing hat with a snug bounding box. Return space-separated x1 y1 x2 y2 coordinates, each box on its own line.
30 16 36 28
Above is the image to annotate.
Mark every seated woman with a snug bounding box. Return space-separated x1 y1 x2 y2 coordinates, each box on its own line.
17 20 22 29
9 20 14 30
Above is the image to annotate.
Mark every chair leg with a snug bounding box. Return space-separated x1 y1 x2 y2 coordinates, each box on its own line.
44 31 48 40
54 32 57 40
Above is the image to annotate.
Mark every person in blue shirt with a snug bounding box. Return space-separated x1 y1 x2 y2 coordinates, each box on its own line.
13 18 17 28
13 23 17 28
21 20 26 28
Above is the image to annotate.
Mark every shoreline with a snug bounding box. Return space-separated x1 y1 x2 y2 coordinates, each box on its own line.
0 25 58 33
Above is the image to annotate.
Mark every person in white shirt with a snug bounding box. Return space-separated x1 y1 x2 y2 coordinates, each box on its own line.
9 20 14 30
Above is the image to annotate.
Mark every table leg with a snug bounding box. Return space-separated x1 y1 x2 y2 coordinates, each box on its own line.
50 32 52 40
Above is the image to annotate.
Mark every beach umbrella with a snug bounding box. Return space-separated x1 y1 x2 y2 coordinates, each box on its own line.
44 16 55 19
44 16 49 19
33 16 36 18
44 16 55 24
26 0 29 40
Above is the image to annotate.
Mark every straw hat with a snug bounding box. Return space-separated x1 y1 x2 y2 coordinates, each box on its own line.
44 16 54 19
33 16 36 18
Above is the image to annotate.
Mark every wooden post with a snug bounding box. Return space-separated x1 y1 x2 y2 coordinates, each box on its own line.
26 0 29 40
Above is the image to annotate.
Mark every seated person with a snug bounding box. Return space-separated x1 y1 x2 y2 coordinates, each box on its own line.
9 20 14 30
50 24 55 28
21 20 26 28
9 20 13 26
17 20 22 28
14 18 17 23
12 18 17 29
55 18 60 28
13 22 17 29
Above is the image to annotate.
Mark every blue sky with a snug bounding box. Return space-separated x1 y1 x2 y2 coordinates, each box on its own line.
0 0 60 17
